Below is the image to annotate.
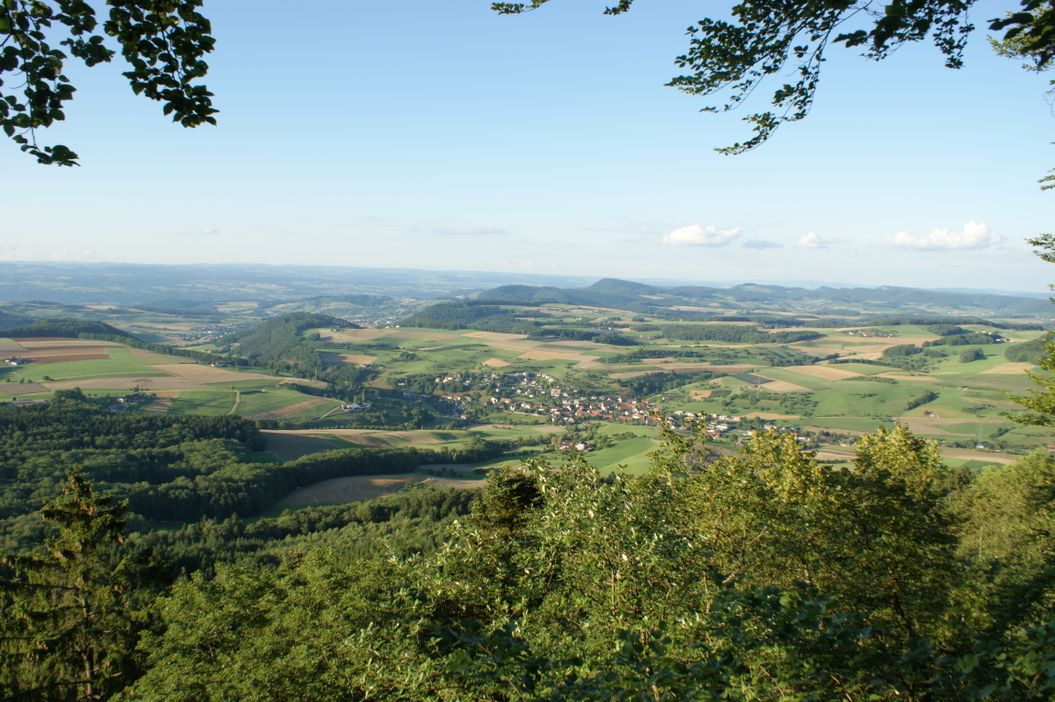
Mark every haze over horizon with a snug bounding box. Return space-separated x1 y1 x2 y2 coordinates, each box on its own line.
1 1 1051 292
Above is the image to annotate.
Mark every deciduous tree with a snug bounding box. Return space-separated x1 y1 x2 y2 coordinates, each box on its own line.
0 0 216 165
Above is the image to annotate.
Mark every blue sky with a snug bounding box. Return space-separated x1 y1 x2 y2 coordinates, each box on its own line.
1 0 1052 292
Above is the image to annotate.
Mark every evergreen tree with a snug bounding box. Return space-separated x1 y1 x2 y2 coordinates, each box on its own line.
0 472 145 701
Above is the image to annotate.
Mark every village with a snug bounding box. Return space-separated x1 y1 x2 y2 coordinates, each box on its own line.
427 370 775 442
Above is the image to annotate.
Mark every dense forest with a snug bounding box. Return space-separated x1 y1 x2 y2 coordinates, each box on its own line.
403 301 543 334
4 318 132 338
2 395 1053 699
659 323 823 344
0 395 509 551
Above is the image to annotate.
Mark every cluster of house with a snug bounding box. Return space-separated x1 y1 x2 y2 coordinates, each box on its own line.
2 356 32 367
845 329 897 338
667 409 742 438
106 392 154 412
340 401 372 412
179 326 234 344
433 371 652 425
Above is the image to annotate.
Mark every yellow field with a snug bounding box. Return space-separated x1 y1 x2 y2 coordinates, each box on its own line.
900 417 1005 436
881 373 939 382
980 362 1035 375
257 397 333 419
265 428 448 446
786 364 862 380
757 379 811 393
339 353 376 365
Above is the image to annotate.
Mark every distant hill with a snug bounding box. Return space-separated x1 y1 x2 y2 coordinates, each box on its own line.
402 302 539 334
231 313 358 364
0 310 27 331
467 279 1054 321
6 318 134 338
135 299 220 316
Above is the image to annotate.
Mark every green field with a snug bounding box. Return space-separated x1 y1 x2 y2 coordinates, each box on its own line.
13 347 166 383
6 304 1050 474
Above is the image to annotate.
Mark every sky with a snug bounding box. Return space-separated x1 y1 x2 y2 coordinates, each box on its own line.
1 0 1052 293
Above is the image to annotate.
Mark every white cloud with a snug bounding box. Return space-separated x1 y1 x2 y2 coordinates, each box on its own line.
662 224 742 247
797 232 838 249
889 220 1000 250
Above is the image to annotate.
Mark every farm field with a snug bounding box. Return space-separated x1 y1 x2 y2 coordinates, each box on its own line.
5 293 1051 483
277 473 483 508
266 313 1052 461
0 337 339 420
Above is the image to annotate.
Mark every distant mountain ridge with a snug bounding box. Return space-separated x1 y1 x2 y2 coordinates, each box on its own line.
476 279 1054 319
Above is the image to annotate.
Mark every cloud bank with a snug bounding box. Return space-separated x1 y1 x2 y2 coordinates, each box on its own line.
889 220 999 250
662 224 742 247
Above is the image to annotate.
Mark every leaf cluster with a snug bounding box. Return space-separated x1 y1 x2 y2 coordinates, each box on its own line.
0 0 216 165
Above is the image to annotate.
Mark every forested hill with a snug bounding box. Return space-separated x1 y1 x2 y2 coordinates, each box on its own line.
5 317 133 338
228 313 357 364
0 310 27 330
476 279 1054 318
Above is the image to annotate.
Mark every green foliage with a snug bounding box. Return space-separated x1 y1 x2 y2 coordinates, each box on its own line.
961 347 986 362
1011 334 1055 425
403 301 541 334
906 389 940 409
660 323 822 344
114 424 1055 698
6 317 132 339
0 472 151 701
1006 335 1048 363
0 0 216 165
229 313 353 365
952 450 1055 636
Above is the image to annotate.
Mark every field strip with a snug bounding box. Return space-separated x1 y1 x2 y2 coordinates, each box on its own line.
320 328 393 342
979 362 1035 375
154 364 273 383
278 474 423 506
0 382 47 395
786 364 862 380
609 364 753 378
264 428 447 445
19 345 115 356
462 331 530 341
339 353 376 365
900 416 1005 436
753 379 811 393
0 339 27 352
26 353 111 364
127 348 190 362
940 449 1017 465
16 339 125 348
255 397 332 419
